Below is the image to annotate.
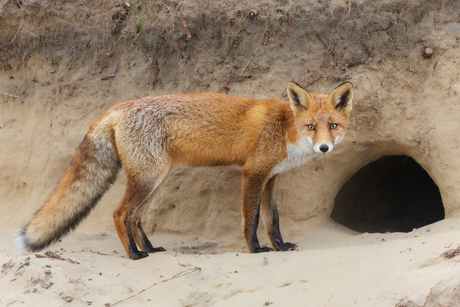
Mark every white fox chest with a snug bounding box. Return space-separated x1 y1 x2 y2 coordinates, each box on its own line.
271 138 317 175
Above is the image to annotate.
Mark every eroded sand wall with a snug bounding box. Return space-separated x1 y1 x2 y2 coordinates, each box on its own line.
1 0 460 242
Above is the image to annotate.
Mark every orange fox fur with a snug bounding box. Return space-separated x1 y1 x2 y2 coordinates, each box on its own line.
17 82 353 260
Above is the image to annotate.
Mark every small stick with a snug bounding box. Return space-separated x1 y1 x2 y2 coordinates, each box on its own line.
324 293 334 306
20 27 40 38
101 74 115 80
263 28 269 46
3 92 23 98
406 67 418 74
304 75 322 87
178 10 192 41
7 27 20 45
35 251 80 264
421 0 428 13
109 266 201 306
315 34 328 50
315 33 334 54
241 5 269 73
346 59 365 67
156 2 175 31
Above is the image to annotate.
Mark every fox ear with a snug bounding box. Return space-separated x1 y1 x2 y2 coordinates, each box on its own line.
328 82 353 113
286 82 314 113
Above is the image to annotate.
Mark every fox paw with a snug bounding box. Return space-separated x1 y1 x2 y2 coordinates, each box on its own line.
146 246 166 253
131 250 149 260
254 246 274 253
279 242 297 251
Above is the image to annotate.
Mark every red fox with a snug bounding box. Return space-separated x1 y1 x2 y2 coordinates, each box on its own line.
17 82 353 260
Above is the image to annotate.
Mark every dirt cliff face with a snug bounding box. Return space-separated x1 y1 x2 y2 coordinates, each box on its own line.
1 0 460 242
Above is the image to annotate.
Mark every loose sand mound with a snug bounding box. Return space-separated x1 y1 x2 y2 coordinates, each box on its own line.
2 0 460 305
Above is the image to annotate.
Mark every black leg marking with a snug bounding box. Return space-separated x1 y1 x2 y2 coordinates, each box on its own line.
137 221 166 253
252 205 274 253
127 218 149 260
271 203 296 251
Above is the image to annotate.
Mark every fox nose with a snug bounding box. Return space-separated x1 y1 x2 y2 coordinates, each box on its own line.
319 145 329 153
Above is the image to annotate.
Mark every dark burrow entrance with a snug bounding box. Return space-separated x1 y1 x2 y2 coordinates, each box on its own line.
331 156 444 233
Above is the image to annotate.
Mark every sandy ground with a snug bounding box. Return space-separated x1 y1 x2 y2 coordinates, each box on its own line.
2 217 460 306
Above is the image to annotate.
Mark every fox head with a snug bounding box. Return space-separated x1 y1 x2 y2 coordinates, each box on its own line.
286 81 353 154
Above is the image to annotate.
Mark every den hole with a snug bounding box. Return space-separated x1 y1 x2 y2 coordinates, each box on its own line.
331 155 444 233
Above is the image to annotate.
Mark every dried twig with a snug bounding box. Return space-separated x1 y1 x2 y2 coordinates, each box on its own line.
406 66 418 74
7 26 40 45
3 92 23 98
7 27 20 45
16 257 31 271
346 59 366 68
101 74 115 80
324 293 334 306
242 5 270 73
155 2 175 31
35 251 80 264
346 49 371 68
263 28 269 46
315 33 334 55
178 10 192 41
421 0 428 13
304 76 322 87
20 27 40 38
315 34 328 49
109 266 201 306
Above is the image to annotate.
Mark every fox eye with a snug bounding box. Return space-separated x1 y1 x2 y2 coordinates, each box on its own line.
330 123 338 129
307 124 315 130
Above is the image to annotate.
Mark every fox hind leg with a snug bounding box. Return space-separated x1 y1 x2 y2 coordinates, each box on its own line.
114 164 170 260
130 164 170 254
113 178 153 260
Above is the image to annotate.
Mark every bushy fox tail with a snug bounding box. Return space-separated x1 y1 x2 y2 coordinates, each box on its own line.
17 113 121 252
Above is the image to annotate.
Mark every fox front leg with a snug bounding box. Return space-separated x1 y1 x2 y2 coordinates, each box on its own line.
260 175 296 251
241 170 273 253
